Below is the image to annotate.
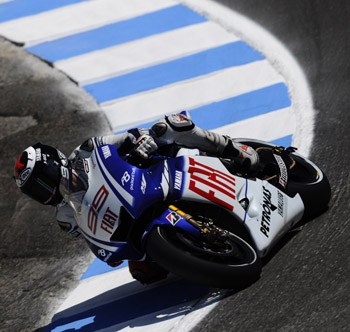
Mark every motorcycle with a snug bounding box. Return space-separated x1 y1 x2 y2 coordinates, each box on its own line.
72 139 331 289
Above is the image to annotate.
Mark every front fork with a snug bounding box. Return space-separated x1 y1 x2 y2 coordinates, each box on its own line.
142 205 228 249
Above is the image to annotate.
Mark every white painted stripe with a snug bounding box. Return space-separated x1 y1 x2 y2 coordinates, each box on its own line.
102 60 284 132
0 0 176 46
180 0 315 157
54 267 226 332
214 107 295 141
56 21 240 85
55 267 138 317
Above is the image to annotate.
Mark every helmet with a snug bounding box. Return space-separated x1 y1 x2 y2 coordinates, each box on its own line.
14 143 68 206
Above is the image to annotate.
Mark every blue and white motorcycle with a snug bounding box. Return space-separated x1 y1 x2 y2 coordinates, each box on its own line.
74 139 331 289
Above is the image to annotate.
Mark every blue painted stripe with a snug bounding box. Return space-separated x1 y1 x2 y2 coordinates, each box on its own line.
50 317 95 332
84 41 264 103
115 83 291 134
270 134 293 147
26 5 207 62
0 0 88 23
189 83 291 130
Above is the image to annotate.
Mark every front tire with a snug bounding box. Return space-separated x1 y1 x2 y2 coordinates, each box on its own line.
145 226 261 289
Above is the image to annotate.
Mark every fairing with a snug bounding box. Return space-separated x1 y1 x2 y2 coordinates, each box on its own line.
72 145 304 264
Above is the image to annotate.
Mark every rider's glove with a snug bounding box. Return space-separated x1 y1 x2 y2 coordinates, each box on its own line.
231 141 259 169
134 135 158 159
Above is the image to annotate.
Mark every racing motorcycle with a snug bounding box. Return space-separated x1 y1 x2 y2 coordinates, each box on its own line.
74 139 331 289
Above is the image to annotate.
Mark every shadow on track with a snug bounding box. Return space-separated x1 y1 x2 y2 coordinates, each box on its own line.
36 276 231 332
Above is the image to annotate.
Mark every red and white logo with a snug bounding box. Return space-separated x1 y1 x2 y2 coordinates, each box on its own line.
88 185 109 234
166 211 182 225
15 146 36 187
188 158 236 211
178 114 187 122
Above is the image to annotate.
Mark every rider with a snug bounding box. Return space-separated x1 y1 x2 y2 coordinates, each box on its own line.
14 112 258 282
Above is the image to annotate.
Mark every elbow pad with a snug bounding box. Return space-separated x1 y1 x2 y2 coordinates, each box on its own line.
165 113 195 131
151 113 194 138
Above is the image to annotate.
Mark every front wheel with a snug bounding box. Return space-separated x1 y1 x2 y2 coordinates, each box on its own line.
145 226 261 289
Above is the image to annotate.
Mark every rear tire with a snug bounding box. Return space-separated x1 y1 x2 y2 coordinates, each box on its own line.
236 139 331 218
286 154 331 218
146 226 261 289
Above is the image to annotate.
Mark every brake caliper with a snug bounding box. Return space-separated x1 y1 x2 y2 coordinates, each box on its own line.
168 205 227 244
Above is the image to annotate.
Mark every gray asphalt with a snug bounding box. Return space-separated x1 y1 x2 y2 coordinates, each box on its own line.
0 38 111 332
0 0 349 331
193 1 350 331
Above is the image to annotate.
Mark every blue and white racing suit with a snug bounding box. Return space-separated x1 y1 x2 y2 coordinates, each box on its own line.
56 112 258 236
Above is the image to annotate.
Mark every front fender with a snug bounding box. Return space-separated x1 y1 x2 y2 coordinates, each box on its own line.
141 206 201 249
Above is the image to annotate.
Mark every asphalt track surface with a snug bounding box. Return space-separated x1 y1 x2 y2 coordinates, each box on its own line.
193 1 350 331
0 0 349 331
0 39 112 331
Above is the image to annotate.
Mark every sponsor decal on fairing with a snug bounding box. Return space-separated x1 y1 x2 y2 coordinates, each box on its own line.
174 170 183 191
187 157 236 211
129 168 136 191
88 185 109 234
87 184 119 235
121 171 130 186
260 186 277 238
166 211 182 225
102 145 111 159
84 159 89 173
273 154 288 188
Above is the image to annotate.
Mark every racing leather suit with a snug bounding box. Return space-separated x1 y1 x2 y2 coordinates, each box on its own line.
56 112 258 236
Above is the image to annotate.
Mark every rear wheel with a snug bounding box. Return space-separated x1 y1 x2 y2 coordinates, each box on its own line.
236 139 331 218
286 154 331 218
146 225 261 289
